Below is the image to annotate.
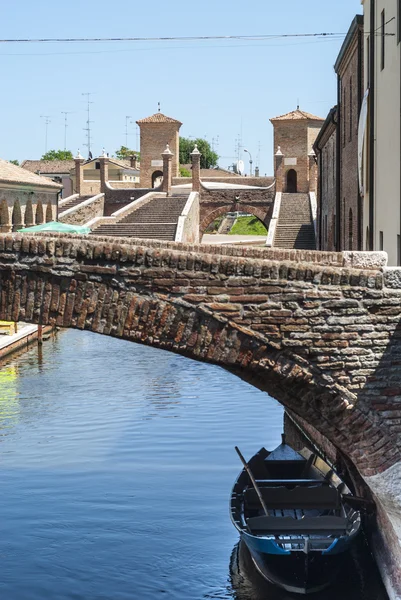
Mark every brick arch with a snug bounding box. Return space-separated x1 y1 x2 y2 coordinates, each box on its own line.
200 204 269 235
0 233 399 481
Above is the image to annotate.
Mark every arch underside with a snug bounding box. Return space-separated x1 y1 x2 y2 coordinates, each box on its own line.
0 268 392 474
200 204 271 234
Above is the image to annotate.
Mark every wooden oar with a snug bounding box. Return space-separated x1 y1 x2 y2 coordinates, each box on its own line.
235 446 270 517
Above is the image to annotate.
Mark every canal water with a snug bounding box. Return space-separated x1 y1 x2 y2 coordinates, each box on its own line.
0 329 388 599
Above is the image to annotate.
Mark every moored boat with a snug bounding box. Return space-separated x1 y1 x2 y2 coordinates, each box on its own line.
230 435 362 595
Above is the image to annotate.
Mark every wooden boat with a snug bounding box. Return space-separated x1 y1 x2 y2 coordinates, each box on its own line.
230 435 362 595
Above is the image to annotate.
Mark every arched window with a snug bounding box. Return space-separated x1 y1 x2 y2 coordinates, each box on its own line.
0 199 9 227
25 198 34 227
12 199 22 232
349 209 353 250
35 200 44 225
152 171 163 188
46 202 53 222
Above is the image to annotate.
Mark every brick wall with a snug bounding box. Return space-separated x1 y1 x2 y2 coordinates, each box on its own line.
139 123 181 188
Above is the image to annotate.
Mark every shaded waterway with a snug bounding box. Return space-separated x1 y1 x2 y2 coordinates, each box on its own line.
0 330 388 599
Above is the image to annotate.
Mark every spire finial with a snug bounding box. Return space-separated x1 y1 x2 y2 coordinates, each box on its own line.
158 102 161 113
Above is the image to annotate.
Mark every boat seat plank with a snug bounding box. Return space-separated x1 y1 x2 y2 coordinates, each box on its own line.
247 515 349 535
255 479 328 486
245 485 339 510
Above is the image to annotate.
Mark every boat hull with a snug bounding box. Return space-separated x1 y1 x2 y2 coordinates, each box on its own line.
244 538 346 595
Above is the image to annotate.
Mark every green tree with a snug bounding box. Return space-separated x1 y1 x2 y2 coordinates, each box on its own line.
115 146 140 160
9 160 19 166
41 150 73 161
179 166 191 177
179 137 218 170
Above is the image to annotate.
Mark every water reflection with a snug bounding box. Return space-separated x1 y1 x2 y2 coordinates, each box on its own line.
0 330 390 599
229 538 388 600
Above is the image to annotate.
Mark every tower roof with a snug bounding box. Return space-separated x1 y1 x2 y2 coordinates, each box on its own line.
136 112 182 125
270 108 325 123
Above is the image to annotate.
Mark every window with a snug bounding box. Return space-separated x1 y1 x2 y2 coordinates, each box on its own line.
381 10 385 70
379 231 384 251
343 87 346 147
349 209 353 250
95 162 100 170
349 78 353 141
399 0 401 43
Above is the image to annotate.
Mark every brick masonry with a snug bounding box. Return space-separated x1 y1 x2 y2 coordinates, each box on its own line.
0 232 399 476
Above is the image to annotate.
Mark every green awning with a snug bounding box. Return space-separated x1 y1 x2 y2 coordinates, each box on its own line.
18 221 91 234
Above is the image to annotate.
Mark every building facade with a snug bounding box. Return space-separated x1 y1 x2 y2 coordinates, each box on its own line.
136 112 182 189
270 109 324 194
314 108 338 251
362 0 401 264
0 158 61 232
314 15 364 253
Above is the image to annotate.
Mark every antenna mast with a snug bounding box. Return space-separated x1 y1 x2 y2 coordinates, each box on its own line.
82 92 94 158
40 115 51 154
61 111 72 151
125 115 132 147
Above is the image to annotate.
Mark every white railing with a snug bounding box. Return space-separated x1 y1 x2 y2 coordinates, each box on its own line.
175 192 199 243
266 192 282 247
58 193 79 209
59 193 105 219
309 192 317 238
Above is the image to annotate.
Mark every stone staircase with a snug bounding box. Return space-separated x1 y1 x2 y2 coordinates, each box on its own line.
274 193 316 250
60 195 92 213
91 194 188 240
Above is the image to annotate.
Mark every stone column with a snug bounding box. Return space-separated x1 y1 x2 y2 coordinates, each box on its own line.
308 150 317 193
99 150 109 194
162 144 173 196
74 151 85 195
191 145 201 192
275 146 284 193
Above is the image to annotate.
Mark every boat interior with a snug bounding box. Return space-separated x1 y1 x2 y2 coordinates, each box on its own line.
231 443 361 551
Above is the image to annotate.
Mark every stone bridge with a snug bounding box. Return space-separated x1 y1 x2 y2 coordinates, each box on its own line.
1 233 401 596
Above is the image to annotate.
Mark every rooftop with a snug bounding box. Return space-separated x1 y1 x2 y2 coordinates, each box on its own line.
270 108 325 122
21 159 75 174
136 112 182 125
0 158 62 189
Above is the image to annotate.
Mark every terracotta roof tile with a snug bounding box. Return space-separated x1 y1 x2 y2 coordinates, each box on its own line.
21 159 75 174
270 108 324 122
136 112 182 125
0 158 62 188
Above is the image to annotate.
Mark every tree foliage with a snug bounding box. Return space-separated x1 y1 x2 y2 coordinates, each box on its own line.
179 166 191 177
9 159 19 166
179 137 218 169
41 150 73 161
115 146 140 160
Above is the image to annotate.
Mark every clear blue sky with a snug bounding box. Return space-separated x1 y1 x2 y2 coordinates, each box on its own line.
1 0 362 175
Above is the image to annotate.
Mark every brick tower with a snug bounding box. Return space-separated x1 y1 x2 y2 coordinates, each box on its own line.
136 112 182 188
270 108 324 193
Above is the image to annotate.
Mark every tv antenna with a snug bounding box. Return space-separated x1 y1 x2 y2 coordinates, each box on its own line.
257 141 262 168
61 111 73 151
125 115 132 147
40 115 51 153
82 92 94 158
212 135 219 152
